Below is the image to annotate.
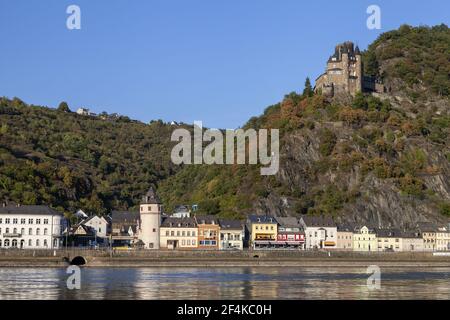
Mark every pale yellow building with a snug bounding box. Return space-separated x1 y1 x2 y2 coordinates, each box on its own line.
353 226 377 252
336 224 353 251
248 215 278 249
436 227 450 251
376 229 402 252
160 217 197 250
417 223 437 251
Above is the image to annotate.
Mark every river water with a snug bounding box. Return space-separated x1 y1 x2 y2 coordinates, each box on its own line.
0 267 449 300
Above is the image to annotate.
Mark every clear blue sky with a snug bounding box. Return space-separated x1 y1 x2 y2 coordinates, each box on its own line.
0 0 448 129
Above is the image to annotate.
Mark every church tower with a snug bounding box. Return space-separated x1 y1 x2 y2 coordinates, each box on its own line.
139 187 161 249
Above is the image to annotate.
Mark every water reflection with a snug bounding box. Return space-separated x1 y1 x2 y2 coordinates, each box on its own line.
0 267 449 300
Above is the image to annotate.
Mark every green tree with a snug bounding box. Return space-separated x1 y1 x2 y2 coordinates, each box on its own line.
352 92 368 110
57 101 71 112
363 50 379 77
303 77 314 97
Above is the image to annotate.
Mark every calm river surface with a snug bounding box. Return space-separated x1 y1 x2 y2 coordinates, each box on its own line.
0 267 450 300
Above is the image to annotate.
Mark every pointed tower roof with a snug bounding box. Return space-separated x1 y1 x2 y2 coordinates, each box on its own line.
141 187 161 204
355 45 361 55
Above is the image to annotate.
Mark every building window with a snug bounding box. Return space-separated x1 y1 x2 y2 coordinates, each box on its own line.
36 228 40 235
36 239 40 247
170 231 174 236
29 228 33 235
165 231 169 236
13 218 18 224
44 228 48 235
21 228 25 235
28 239 32 247
192 231 196 237
177 231 180 236
44 219 49 225
21 219 26 224
29 219 33 224
187 231 191 237
5 239 10 247
36 219 41 224
13 228 17 234
5 218 10 224
153 228 156 232
44 240 48 247
0 218 2 224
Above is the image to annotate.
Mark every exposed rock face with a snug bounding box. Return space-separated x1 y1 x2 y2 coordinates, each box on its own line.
252 106 450 229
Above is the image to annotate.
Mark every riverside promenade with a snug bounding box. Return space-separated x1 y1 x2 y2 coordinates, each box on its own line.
1 249 450 268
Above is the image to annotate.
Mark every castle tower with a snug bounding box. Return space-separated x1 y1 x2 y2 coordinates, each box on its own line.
341 47 350 93
354 45 363 93
139 187 161 249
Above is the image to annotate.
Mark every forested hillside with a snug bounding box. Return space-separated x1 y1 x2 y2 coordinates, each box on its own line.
0 98 182 216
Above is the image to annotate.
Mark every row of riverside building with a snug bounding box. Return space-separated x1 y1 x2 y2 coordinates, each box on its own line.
0 188 449 252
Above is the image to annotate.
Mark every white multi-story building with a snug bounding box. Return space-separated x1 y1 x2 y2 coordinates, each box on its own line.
219 220 244 250
81 215 109 239
172 205 191 218
0 205 67 249
300 216 337 250
160 217 198 250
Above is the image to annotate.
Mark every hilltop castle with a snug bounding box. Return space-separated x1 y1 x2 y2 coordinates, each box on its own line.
314 41 385 97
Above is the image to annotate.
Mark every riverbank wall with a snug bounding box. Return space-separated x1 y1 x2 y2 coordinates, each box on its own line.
1 249 450 268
